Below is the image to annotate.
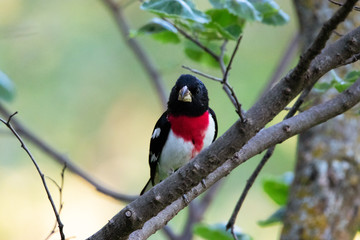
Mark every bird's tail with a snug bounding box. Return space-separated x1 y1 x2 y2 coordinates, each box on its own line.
140 179 153 195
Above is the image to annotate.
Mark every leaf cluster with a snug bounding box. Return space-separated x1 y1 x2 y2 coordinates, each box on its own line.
135 0 289 66
314 70 360 93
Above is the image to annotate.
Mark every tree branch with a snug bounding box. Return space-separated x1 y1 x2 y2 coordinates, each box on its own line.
226 82 316 233
329 0 360 11
290 0 358 80
0 103 137 202
0 113 65 240
182 36 245 120
45 164 67 240
226 146 275 238
124 78 360 240
221 36 245 120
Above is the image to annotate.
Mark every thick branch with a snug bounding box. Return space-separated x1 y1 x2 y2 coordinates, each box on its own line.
127 79 360 240
87 19 360 238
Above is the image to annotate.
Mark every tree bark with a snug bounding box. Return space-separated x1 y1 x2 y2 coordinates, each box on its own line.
281 1 360 239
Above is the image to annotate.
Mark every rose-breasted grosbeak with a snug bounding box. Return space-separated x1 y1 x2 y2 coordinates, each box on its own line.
140 74 218 195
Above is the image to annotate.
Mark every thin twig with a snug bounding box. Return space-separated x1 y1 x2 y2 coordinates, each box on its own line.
290 0 359 80
182 65 222 82
0 104 137 202
226 146 275 235
225 83 316 235
166 12 245 120
182 37 245 121
45 164 67 240
222 36 245 121
222 83 244 121
0 113 65 240
182 64 245 119
329 0 360 11
162 18 220 62
223 36 243 84
219 40 228 74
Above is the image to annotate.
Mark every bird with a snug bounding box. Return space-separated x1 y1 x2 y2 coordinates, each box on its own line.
140 74 218 195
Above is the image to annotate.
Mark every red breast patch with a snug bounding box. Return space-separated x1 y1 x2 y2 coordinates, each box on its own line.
168 111 209 156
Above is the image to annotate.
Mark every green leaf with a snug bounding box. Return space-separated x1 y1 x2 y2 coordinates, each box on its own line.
178 20 226 41
171 10 243 42
262 9 288 25
152 31 181 43
258 207 285 227
0 70 15 102
334 82 352 92
314 82 332 93
225 0 262 21
210 0 288 25
183 40 228 67
206 9 244 40
132 18 181 43
194 223 253 240
344 71 360 83
141 0 210 23
184 42 218 67
249 0 289 25
137 18 178 34
262 172 293 206
329 70 360 93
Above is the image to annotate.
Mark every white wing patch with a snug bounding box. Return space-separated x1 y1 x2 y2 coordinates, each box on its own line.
150 152 158 162
152 128 161 139
202 114 216 148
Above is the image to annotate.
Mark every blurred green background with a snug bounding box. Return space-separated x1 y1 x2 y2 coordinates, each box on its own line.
0 0 297 239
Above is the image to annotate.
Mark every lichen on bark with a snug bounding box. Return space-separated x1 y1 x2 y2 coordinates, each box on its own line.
281 1 360 239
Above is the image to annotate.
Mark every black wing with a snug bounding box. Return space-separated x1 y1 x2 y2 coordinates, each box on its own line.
209 107 218 142
149 111 171 185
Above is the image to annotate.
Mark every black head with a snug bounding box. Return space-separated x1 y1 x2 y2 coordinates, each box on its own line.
168 74 209 116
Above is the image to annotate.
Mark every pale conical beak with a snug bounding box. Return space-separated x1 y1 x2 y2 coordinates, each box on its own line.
178 86 192 102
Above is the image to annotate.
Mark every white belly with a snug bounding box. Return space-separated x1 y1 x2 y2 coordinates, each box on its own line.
158 130 193 180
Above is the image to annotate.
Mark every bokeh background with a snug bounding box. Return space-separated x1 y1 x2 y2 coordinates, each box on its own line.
0 0 297 239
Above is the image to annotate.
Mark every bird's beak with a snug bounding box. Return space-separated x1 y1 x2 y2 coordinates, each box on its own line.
178 86 192 102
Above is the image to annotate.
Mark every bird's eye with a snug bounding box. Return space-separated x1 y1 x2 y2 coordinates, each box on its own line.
195 87 200 95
